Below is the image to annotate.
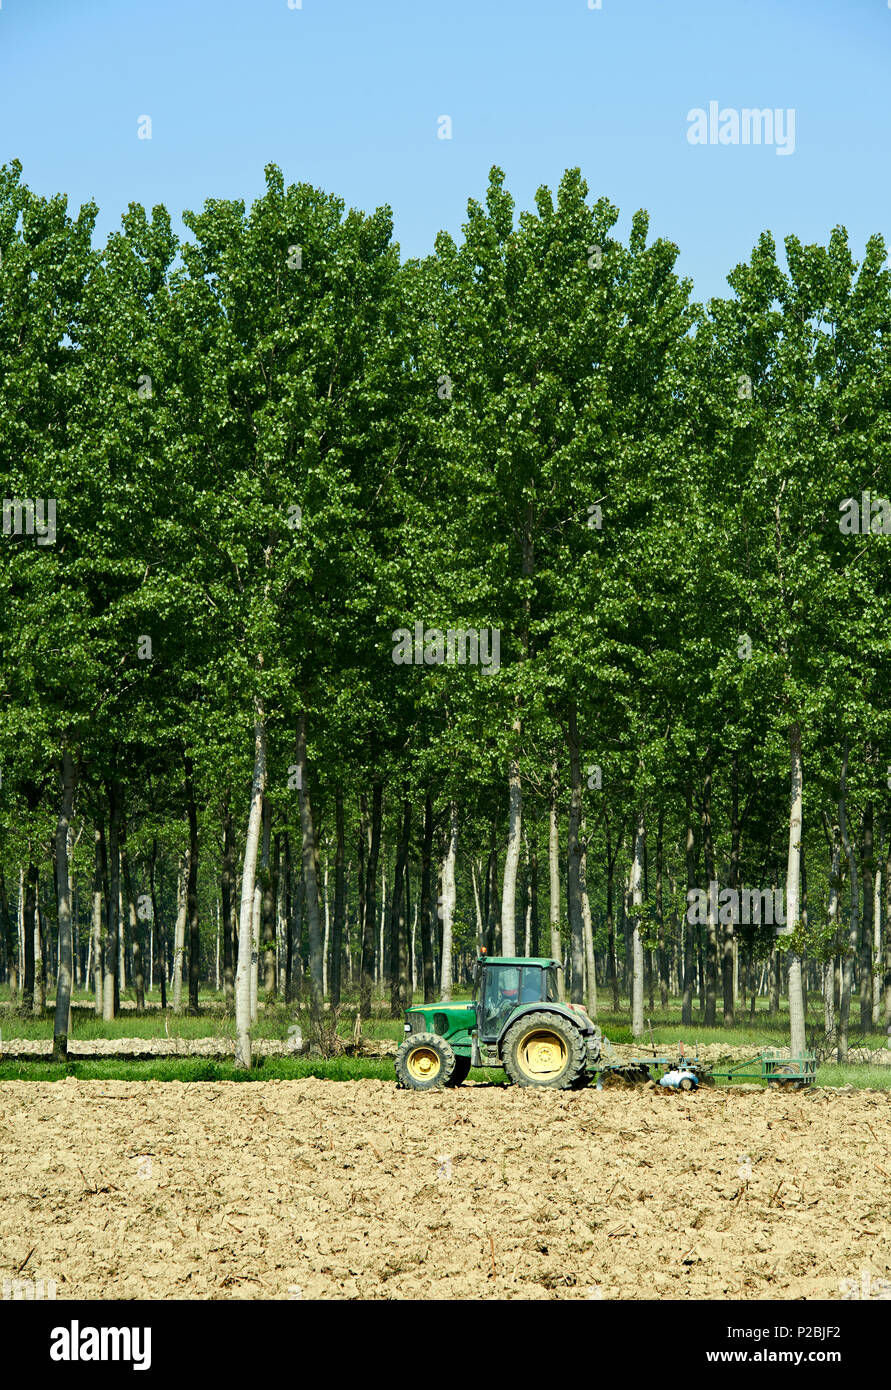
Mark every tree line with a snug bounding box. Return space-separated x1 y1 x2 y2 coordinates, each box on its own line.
2 158 890 1064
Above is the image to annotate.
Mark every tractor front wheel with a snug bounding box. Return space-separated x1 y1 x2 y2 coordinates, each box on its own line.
395 1033 456 1090
502 1012 587 1090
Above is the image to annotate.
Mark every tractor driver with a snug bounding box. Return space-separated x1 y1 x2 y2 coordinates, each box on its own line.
485 967 520 1033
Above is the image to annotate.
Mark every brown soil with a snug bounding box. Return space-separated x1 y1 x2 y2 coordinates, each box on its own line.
1 1079 889 1301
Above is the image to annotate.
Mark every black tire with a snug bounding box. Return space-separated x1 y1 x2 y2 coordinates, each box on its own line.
501 1011 587 1090
395 1033 456 1090
445 1054 472 1088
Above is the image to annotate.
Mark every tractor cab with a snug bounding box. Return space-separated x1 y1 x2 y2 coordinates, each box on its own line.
474 956 561 1041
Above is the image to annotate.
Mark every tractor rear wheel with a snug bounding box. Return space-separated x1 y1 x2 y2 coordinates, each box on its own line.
396 1033 456 1090
445 1055 472 1087
502 1012 587 1090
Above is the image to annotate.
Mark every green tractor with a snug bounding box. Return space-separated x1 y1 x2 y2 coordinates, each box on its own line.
395 954 600 1091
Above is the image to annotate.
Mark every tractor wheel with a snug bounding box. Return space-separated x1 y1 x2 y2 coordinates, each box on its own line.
445 1055 472 1088
501 1011 587 1090
396 1033 456 1091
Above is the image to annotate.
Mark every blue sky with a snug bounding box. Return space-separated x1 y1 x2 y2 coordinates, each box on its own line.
0 0 888 303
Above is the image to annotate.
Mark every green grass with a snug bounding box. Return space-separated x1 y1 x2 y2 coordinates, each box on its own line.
0 1057 507 1084
0 1052 884 1087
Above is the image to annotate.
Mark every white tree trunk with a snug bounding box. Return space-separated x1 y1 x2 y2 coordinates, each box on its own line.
322 851 330 997
91 833 103 1017
785 722 806 1057
580 825 597 1019
824 816 841 1037
500 756 522 956
18 867 24 989
250 878 261 1024
439 803 458 1001
548 757 564 998
118 894 126 998
235 706 267 1068
52 744 76 1061
33 889 44 1016
873 835 883 1027
630 809 645 1038
471 858 485 951
172 855 188 1015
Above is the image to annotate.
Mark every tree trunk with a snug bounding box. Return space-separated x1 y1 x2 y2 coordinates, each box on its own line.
91 827 104 1015
283 831 294 1004
235 705 267 1068
580 820 596 1018
420 792 436 1002
883 831 891 1029
837 737 858 1063
184 755 201 1014
529 825 540 958
251 792 269 1022
783 722 806 1057
121 834 144 1014
52 744 76 1061
872 817 883 1027
566 704 586 1005
823 811 841 1039
485 827 499 957
548 753 564 998
500 753 522 957
606 819 620 1012
34 886 46 1015
859 800 875 1031
22 859 37 1014
103 784 121 1021
150 840 166 1011
221 804 236 1008
655 808 667 1011
360 783 382 1020
296 712 324 1022
389 799 412 1017
0 867 16 1000
172 854 188 1015
700 768 718 1026
630 808 646 1038
439 802 458 1001
259 796 275 999
724 753 741 1027
331 788 345 1008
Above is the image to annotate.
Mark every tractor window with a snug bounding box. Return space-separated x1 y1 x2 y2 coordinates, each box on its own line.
545 967 560 1002
481 965 545 1037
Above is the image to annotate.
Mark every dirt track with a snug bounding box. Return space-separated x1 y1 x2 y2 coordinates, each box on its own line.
1 1078 889 1300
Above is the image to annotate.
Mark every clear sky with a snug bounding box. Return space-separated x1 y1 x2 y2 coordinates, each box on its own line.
0 0 888 303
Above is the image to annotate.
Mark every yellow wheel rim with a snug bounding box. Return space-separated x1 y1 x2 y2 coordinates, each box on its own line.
407 1046 441 1081
516 1029 568 1078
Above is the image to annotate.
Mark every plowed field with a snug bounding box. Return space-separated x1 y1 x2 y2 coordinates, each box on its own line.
1 1078 889 1300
